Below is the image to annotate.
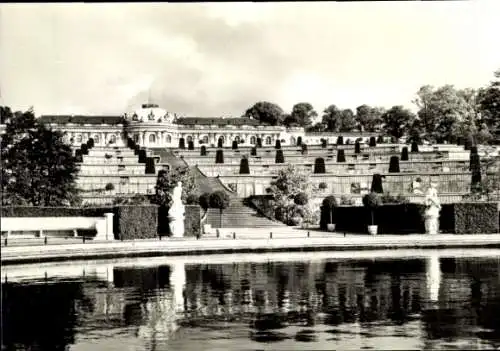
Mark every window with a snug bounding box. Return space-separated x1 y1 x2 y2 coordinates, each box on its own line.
166 135 172 143
149 134 156 143
109 135 117 144
250 136 256 145
202 135 209 144
76 134 82 143
187 135 193 142
94 135 100 144
265 136 272 145
290 137 296 145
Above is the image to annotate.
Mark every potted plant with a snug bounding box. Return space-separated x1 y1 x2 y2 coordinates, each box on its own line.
363 192 382 235
322 195 338 232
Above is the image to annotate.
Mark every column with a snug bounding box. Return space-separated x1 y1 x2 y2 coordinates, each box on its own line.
426 253 441 303
169 262 186 314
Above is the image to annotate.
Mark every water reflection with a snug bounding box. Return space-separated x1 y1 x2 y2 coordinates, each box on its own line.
2 251 500 350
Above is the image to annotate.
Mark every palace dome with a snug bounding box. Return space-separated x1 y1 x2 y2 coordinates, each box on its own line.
125 103 175 123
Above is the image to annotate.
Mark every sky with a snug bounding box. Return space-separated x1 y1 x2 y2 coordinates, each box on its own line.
1 1 500 118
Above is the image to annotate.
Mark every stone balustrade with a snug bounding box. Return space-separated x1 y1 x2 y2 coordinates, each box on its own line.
78 164 146 175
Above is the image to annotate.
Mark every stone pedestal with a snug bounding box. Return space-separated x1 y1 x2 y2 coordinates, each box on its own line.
168 210 185 238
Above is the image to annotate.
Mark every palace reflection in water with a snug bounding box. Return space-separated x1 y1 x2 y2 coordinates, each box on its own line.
2 252 500 350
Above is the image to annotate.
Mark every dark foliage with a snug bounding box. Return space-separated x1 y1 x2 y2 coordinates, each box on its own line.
369 136 376 147
401 147 409 161
354 141 361 154
239 157 250 174
336 149 346 163
188 140 194 150
337 136 344 145
275 149 285 163
371 174 384 193
200 145 207 156
388 156 400 173
314 157 326 174
215 149 224 164
275 139 281 149
145 157 156 174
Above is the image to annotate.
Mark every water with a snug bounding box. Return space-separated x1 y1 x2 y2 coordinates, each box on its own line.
2 250 500 350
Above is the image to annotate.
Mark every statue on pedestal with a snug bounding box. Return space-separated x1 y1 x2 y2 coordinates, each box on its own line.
168 181 185 237
424 183 441 235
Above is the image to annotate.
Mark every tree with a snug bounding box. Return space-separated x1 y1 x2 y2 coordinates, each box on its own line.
355 105 385 132
151 166 198 208
209 191 230 228
477 69 500 132
305 123 326 133
322 105 341 131
294 192 308 206
1 107 80 206
382 105 415 140
198 192 211 211
284 102 317 127
244 101 285 126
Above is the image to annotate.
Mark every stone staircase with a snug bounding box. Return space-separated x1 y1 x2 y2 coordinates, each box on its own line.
205 198 284 229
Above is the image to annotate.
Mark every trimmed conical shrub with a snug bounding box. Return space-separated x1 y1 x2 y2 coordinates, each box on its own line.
301 144 308 155
388 156 400 173
321 139 327 148
257 138 262 148
336 149 346 163
275 139 281 149
87 138 95 149
232 140 238 150
239 157 250 174
355 141 361 154
138 149 147 163
80 143 88 155
251 147 257 156
275 149 285 163
314 157 326 174
218 138 224 148
369 136 376 147
411 141 419 153
337 136 344 145
215 149 224 164
145 157 156 174
200 145 207 156
377 135 384 144
188 140 194 150
75 149 83 162
297 136 302 146
370 173 384 193
401 147 409 161
179 138 185 149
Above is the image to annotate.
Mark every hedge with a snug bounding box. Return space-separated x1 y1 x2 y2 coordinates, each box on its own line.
184 205 201 237
114 205 158 240
454 202 499 234
354 141 361 154
336 149 346 163
232 140 238 150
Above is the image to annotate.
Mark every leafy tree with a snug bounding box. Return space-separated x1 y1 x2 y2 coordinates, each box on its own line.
198 192 211 210
382 105 415 140
294 192 309 206
244 101 285 126
1 108 81 206
477 69 500 132
322 105 341 131
209 191 230 228
151 166 198 208
305 123 326 133
322 196 338 225
355 105 385 132
284 102 317 127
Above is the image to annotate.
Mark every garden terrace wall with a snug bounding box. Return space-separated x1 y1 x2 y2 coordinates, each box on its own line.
217 172 472 197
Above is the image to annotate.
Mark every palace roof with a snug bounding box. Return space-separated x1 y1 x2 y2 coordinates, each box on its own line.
175 117 268 126
39 115 125 125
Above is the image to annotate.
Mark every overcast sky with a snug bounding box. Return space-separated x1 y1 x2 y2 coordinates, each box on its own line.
1 2 499 117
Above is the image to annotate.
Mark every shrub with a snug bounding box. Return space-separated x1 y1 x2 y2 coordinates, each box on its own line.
145 157 156 174
115 205 158 240
138 149 147 163
257 138 262 148
297 136 302 146
363 192 382 226
301 144 308 155
322 195 338 224
200 145 207 156
411 141 419 153
275 139 281 149
218 138 223 148
251 147 257 156
105 183 115 191
239 157 250 174
198 192 211 210
81 144 89 155
185 194 199 205
377 135 384 143
369 136 376 147
337 136 344 145
188 140 194 150
87 138 95 149
370 173 384 193
345 139 351 145
199 139 203 145
294 192 309 206
275 149 285 163
355 141 361 154
336 149 346 163
388 156 400 173
381 193 409 204
209 191 230 228
401 147 409 161
321 139 327 148
319 182 328 190
74 149 83 162
454 202 499 234
470 153 482 192
179 138 185 149
215 149 224 164
184 205 201 237
314 157 326 174
232 140 238 150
